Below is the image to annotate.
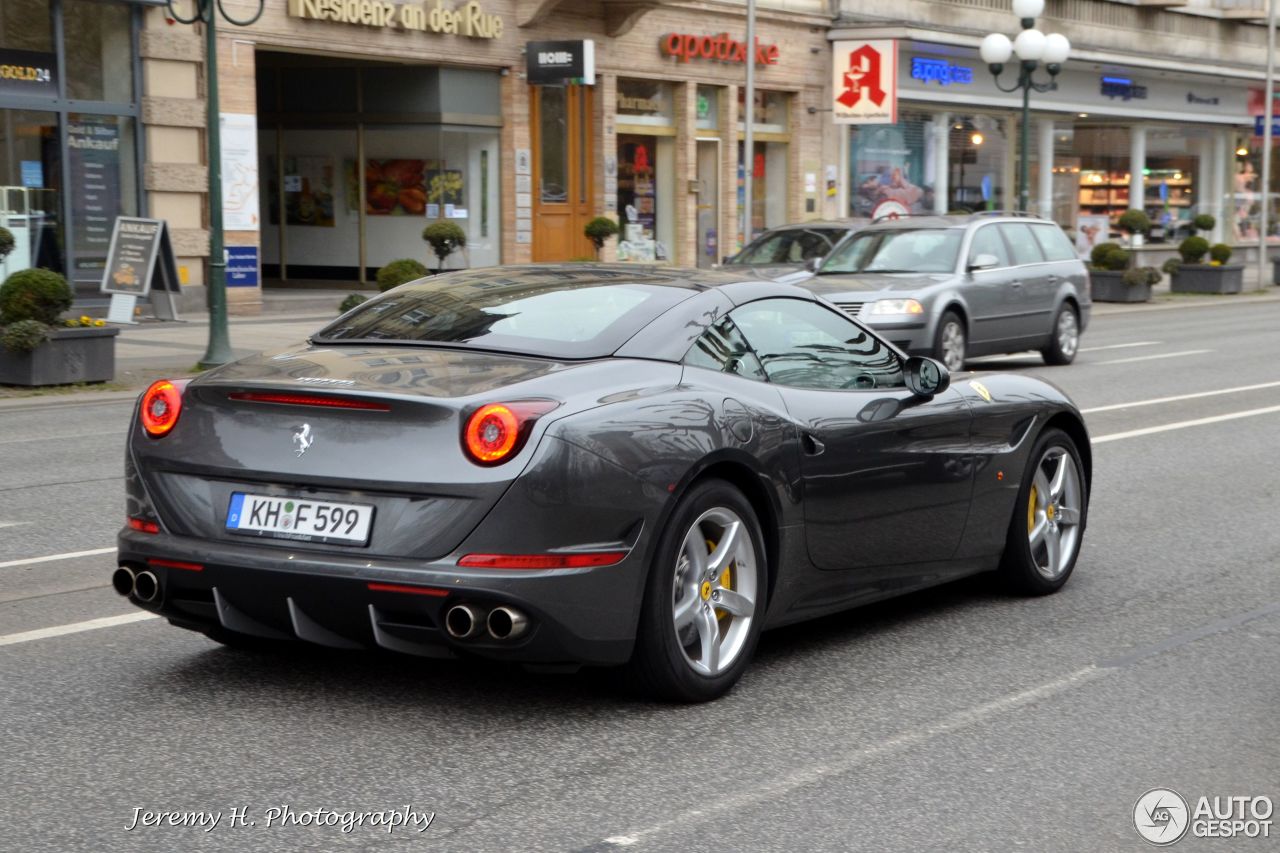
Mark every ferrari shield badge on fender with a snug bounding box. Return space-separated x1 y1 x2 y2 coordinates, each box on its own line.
968 380 992 403
293 423 315 457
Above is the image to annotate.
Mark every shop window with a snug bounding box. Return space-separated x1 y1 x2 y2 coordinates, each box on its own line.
948 115 1006 213
0 109 63 276
617 79 673 127
618 133 674 261
739 140 787 239
1232 137 1272 243
0 0 52 53
736 89 788 133
849 112 934 218
67 113 137 280
696 86 718 131
63 0 132 103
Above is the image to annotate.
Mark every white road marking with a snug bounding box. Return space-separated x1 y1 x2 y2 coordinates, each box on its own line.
1096 349 1213 365
0 522 31 529
1093 404 1280 444
0 612 158 648
0 432 105 447
1082 380 1280 414
0 547 116 570
593 666 1102 849
1079 340 1161 353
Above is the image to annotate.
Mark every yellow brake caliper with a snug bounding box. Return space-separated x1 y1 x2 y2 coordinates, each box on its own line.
1027 484 1038 535
707 539 732 623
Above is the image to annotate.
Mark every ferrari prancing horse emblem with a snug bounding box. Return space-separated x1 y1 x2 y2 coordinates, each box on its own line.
293 423 315 457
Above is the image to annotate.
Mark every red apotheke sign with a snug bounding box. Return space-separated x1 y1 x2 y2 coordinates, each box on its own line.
660 33 780 66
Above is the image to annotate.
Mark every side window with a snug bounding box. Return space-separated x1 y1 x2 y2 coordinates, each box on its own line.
730 299 904 391
968 225 1010 268
1000 223 1046 266
683 317 767 381
1031 224 1078 262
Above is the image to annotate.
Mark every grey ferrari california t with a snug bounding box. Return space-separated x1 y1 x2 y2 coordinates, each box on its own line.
115 264 1091 702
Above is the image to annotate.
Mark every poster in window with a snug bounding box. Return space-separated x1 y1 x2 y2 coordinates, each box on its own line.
365 159 427 216
1075 215 1111 259
283 156 335 226
220 113 259 231
68 116 122 275
426 169 464 210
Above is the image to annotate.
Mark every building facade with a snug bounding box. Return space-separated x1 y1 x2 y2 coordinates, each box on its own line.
124 0 833 309
831 0 1278 260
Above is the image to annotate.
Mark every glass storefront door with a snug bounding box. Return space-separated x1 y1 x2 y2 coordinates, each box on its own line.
0 110 63 278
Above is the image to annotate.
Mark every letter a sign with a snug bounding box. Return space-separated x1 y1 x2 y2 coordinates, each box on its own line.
832 40 897 124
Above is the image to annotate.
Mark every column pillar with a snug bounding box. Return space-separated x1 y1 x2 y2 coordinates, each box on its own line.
1129 124 1146 211
1038 118 1055 220
674 80 697 266
722 84 739 256
1211 128 1228 243
932 113 949 215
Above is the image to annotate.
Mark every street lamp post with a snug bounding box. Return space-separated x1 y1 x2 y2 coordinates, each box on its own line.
981 0 1070 213
165 0 265 368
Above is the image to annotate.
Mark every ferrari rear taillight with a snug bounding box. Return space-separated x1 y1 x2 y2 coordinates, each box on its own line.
140 379 188 438
462 401 559 465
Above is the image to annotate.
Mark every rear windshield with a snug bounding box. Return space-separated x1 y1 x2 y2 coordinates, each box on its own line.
314 269 697 359
820 229 961 274
729 228 847 266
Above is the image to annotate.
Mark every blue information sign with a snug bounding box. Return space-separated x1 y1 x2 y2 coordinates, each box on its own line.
20 160 43 188
226 246 259 287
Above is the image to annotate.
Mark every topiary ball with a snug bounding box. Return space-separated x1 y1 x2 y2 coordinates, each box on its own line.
0 226 14 262
1118 209 1150 236
1178 236 1210 265
0 268 73 326
1090 242 1122 268
1209 243 1232 265
1192 213 1216 233
375 259 428 292
422 221 467 263
338 293 369 314
1100 246 1131 271
1161 257 1181 276
0 318 50 353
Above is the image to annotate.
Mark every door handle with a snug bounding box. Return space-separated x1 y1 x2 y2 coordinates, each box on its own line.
802 433 825 456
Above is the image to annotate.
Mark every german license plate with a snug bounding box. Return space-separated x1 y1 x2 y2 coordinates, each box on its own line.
225 493 373 545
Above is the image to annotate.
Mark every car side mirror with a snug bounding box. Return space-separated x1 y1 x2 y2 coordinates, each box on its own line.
904 356 950 399
804 256 823 273
967 253 999 272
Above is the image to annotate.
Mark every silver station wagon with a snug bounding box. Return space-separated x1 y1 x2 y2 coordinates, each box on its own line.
788 214 1091 371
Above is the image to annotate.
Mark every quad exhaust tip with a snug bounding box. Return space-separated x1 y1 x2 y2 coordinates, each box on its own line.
133 570 160 603
112 566 136 597
487 606 528 641
444 604 486 640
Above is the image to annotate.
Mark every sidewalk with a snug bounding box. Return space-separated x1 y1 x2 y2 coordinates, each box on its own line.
2 281 1278 406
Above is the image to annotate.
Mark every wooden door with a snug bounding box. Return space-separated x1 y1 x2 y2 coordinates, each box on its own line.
532 84 595 261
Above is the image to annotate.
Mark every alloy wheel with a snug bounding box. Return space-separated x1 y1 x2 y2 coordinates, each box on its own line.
670 507 758 677
1056 309 1079 360
940 321 966 372
1026 446 1083 580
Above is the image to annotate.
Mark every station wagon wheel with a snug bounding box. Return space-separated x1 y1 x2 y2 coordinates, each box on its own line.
1041 303 1080 365
999 428 1088 595
934 310 967 373
630 480 766 702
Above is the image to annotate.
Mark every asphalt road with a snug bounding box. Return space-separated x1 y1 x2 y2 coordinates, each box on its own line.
2 298 1279 852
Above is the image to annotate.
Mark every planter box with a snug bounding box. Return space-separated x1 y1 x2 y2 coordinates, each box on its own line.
1170 264 1244 295
0 325 119 386
1273 258 1280 287
1090 270 1151 303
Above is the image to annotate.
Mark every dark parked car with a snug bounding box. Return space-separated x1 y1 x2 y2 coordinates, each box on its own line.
785 213 1091 372
115 265 1090 701
721 221 859 279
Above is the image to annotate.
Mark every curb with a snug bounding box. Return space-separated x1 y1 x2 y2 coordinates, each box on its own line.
0 389 141 411
1091 290 1280 317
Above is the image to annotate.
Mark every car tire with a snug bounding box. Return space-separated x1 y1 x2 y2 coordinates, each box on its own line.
1041 303 1080 365
998 428 1088 596
629 479 767 702
933 310 967 373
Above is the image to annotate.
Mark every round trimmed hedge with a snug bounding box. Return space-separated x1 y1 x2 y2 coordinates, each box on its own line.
0 268 73 326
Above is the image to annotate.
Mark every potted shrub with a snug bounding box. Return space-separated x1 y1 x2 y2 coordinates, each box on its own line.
0 268 118 386
1117 209 1150 248
375 258 428 292
1191 213 1215 235
0 226 14 272
584 217 620 259
1087 242 1134 302
338 293 368 314
1114 266 1160 303
1169 236 1243 294
422 222 467 273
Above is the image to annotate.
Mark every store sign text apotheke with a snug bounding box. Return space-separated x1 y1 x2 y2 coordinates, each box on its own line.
287 0 502 38
660 33 779 66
